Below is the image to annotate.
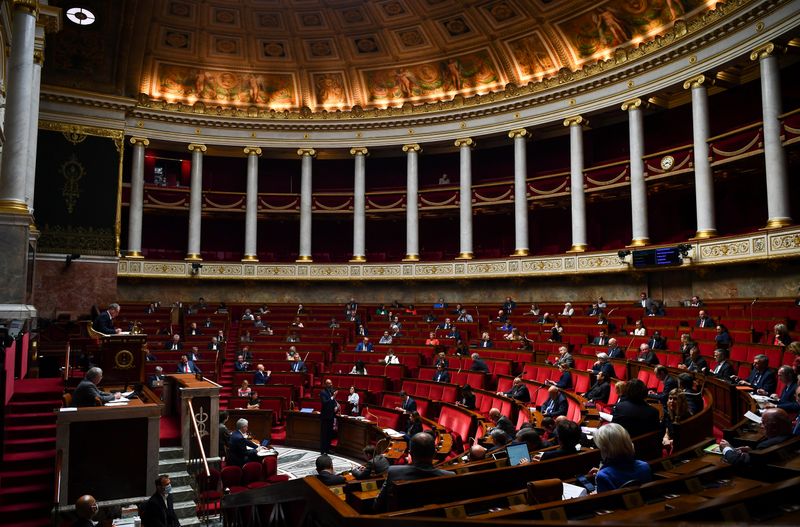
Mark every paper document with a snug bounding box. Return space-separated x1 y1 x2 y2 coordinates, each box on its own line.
744 411 762 424
598 412 613 422
122 391 135 397
703 443 722 455
105 400 129 406
562 482 588 499
382 428 404 438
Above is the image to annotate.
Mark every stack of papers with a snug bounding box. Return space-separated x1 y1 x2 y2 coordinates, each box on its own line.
744 411 762 424
382 428 404 439
598 412 613 422
562 482 588 499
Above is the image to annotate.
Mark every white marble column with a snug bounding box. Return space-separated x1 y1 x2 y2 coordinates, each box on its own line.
564 116 588 252
509 129 530 256
243 146 261 261
683 75 716 238
0 0 38 215
350 147 368 262
25 39 44 215
186 143 206 260
751 43 791 229
297 148 316 262
126 137 149 258
455 138 474 259
402 143 421 261
622 98 649 247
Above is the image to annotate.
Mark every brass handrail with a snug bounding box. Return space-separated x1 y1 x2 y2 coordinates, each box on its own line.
52 449 64 526
186 399 211 478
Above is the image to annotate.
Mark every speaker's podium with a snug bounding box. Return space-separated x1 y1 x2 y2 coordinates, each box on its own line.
96 334 148 385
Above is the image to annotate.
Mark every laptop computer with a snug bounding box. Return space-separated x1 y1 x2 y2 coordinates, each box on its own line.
506 442 530 466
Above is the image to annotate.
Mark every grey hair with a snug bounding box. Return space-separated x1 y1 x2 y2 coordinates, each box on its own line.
594 423 634 462
236 418 248 431
86 367 103 381
108 303 120 311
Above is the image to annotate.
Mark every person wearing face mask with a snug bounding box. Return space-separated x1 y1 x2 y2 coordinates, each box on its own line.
141 474 180 527
73 495 99 527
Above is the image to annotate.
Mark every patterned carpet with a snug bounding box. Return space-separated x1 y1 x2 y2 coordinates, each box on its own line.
272 446 361 480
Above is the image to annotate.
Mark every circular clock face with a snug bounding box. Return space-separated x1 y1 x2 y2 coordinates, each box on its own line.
660 155 675 171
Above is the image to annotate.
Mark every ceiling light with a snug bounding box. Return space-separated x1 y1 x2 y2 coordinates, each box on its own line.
66 7 95 26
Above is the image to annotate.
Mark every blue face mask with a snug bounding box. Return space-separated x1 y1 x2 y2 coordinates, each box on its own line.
163 484 173 495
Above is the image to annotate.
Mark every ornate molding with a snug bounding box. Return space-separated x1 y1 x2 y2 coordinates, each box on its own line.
129 137 150 147
563 116 588 127
243 146 262 156
508 129 529 139
621 98 643 112
349 147 368 156
297 148 316 157
402 144 421 153
750 42 777 61
13 0 39 18
683 74 710 90
454 138 474 148
187 143 207 153
116 226 800 282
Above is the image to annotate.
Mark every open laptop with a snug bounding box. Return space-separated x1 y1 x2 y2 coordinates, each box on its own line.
506 442 530 466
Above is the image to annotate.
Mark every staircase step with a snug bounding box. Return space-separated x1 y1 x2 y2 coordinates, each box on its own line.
160 446 185 460
4 412 56 426
2 450 57 472
3 437 55 454
4 424 56 440
159 458 188 473
0 483 51 505
0 467 54 487
0 501 51 524
5 400 62 414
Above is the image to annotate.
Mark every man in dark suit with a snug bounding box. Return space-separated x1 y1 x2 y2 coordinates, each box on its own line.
187 322 202 336
719 409 793 466
92 303 121 335
253 364 271 385
437 318 453 330
234 355 250 372
584 371 611 404
636 343 659 366
73 495 99 527
315 454 346 485
141 475 180 527
499 377 531 403
637 292 657 316
647 331 667 350
541 386 568 418
320 379 338 454
470 353 490 373
592 329 608 346
607 338 624 359
165 334 183 351
737 354 777 395
355 337 374 352
612 379 660 438
290 354 308 373
186 346 201 362
73 367 120 407
710 348 735 380
502 296 516 314
228 418 260 466
538 419 582 461
148 366 166 389
374 432 454 512
397 391 417 413
678 346 708 372
489 408 516 437
768 366 799 413
176 355 201 374
352 444 390 480
696 310 715 328
591 353 616 380
432 363 450 383
207 336 220 352
648 365 678 407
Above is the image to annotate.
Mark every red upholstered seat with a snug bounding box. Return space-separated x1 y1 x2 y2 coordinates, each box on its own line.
197 468 221 502
573 374 590 394
438 405 473 446
262 455 290 484
242 461 270 489
220 466 247 494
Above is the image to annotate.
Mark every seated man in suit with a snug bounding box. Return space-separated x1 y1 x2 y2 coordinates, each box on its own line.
648 365 678 407
352 445 390 480
591 352 616 380
141 475 180 527
374 432 454 512
177 354 201 374
73 495 99 527
636 343 659 366
93 303 122 335
541 386 568 418
186 346 201 362
765 366 799 413
696 310 715 328
612 379 660 438
550 346 575 369
677 346 708 372
488 407 516 438
470 352 490 374
736 354 777 395
592 329 609 346
253 364 271 385
165 334 183 351
545 363 573 390
499 376 531 402
234 355 250 372
227 418 262 467
290 354 308 373
148 366 166 389
719 408 793 466
315 454 347 485
607 338 625 359
437 317 453 330
395 391 417 414
537 419 582 461
583 370 611 404
207 336 221 352
710 348 735 380
73 367 120 407
647 331 667 350
432 363 451 383
355 337 374 352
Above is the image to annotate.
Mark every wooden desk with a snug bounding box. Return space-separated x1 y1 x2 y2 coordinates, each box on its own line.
169 374 221 458
225 409 273 443
55 395 161 505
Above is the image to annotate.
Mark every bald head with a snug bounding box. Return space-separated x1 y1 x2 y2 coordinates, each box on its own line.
548 386 559 398
761 408 792 438
75 495 97 520
469 444 487 461
488 408 501 421
409 432 437 464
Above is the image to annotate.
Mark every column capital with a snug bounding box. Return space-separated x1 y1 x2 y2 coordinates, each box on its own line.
130 137 150 147
243 146 262 156
563 115 588 127
682 74 710 90
32 49 44 65
188 143 207 153
349 147 369 156
297 148 316 157
402 143 421 153
12 0 39 17
750 42 778 61
508 128 529 139
454 137 475 148
621 98 643 112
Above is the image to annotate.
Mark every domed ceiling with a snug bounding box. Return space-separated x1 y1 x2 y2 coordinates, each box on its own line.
45 0 717 111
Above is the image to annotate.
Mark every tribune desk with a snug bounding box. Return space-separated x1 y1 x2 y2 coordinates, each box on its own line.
55 388 162 506
285 411 404 460
166 374 222 459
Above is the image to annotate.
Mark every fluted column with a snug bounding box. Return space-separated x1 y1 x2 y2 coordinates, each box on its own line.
623 98 649 247
25 39 44 215
751 43 791 229
297 148 316 262
455 138 474 259
0 0 38 215
243 146 261 261
683 75 716 238
402 144 421 261
564 116 588 252
186 143 206 260
509 129 530 256
126 137 149 258
350 147 368 262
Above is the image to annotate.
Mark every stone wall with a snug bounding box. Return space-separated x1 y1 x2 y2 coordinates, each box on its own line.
33 256 118 319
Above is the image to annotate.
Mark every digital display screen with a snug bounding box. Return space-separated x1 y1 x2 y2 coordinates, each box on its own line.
632 247 683 268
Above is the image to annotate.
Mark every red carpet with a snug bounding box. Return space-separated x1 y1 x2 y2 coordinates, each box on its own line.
160 415 182 447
